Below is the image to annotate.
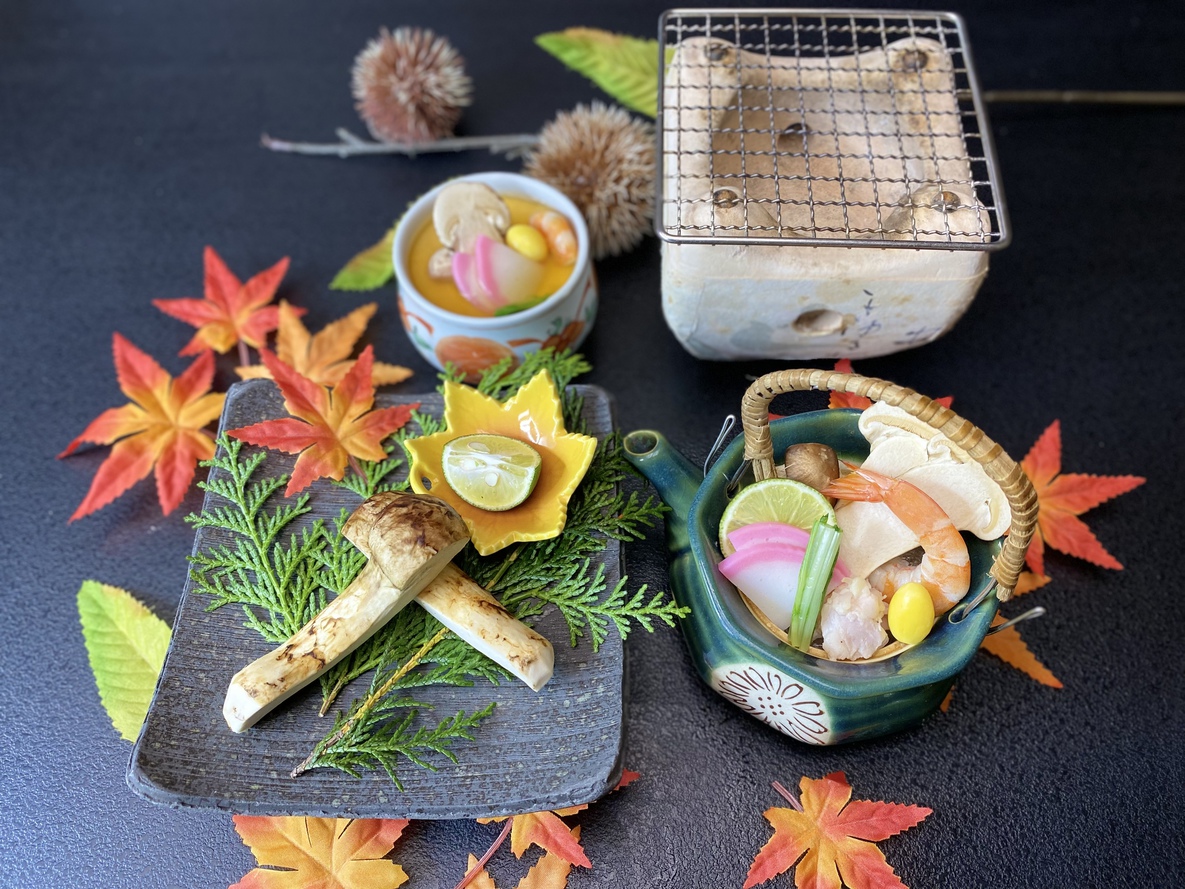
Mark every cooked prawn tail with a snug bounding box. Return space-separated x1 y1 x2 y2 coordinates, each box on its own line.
821 465 893 503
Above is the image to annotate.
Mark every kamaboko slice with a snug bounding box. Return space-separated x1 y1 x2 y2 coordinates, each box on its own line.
474 234 544 308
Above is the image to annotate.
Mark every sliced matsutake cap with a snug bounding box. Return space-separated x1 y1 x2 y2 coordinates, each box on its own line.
433 181 511 253
834 402 1012 580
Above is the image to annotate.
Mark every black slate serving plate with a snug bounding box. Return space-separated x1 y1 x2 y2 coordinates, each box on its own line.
128 380 625 819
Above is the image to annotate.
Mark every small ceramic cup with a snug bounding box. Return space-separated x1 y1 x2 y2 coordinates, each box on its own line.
393 172 597 380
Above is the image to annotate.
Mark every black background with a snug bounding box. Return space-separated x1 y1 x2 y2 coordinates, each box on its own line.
2 1 1183 887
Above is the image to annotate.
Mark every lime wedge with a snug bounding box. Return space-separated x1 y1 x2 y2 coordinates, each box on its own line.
719 478 836 556
442 433 542 512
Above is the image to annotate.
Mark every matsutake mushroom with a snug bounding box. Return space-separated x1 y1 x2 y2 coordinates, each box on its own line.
834 402 1012 580
343 504 553 691
223 492 469 733
432 181 511 253
427 247 455 280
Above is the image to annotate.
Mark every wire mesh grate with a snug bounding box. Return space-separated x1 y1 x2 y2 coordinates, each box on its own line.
657 8 1009 250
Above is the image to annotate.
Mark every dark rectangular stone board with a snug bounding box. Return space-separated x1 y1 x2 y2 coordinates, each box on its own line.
128 379 625 819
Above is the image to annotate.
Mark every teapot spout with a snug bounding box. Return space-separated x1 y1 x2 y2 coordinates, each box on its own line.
623 430 702 551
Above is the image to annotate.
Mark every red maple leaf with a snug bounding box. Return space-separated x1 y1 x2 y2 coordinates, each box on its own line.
228 346 417 495
153 246 295 364
1019 420 1145 574
59 334 225 520
745 772 930 889
827 360 954 411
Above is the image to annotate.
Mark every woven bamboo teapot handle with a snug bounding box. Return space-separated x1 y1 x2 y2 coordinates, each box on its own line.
740 369 1038 600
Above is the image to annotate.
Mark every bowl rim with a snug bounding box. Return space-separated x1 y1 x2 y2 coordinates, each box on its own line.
392 171 591 330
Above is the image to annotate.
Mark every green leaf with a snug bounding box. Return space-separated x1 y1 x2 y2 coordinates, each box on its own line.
77 581 171 741
536 28 661 118
329 226 396 291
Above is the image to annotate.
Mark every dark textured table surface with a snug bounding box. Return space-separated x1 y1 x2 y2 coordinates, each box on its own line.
2 2 1183 887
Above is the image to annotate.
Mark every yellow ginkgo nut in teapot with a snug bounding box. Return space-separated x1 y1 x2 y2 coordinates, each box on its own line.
887 582 935 645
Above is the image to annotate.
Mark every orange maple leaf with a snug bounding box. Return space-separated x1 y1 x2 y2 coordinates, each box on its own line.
978 568 1057 686
507 811 591 869
153 246 294 362
59 333 225 520
236 301 412 387
465 826 581 889
935 574 1055 706
476 769 639 871
228 346 418 496
230 815 409 889
1013 571 1052 596
827 359 954 410
980 614 1062 688
1020 420 1145 575
745 772 930 889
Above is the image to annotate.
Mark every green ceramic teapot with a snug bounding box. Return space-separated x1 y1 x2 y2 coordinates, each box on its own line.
623 369 1037 745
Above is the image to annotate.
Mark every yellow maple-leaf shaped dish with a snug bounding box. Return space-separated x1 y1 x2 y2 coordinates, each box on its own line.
406 370 597 556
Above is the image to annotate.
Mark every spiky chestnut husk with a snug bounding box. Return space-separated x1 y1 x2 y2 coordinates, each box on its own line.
523 101 655 260
351 26 472 144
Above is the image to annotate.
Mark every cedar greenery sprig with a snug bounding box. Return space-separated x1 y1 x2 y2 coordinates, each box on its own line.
187 440 328 643
293 623 502 782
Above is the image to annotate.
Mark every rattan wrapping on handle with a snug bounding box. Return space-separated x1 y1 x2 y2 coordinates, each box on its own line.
740 369 1038 600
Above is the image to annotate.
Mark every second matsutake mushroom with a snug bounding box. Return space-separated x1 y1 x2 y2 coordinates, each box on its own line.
833 402 1012 580
223 492 553 733
778 442 841 496
342 494 554 692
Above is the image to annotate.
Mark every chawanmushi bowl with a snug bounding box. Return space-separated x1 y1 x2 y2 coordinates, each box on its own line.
393 171 597 381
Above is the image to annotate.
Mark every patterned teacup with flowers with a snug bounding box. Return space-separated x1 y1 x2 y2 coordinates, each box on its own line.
393 172 597 381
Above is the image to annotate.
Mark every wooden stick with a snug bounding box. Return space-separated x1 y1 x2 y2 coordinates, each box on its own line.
260 129 540 159
983 89 1185 106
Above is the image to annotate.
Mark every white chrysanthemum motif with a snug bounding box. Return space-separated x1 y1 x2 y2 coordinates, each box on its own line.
712 664 831 745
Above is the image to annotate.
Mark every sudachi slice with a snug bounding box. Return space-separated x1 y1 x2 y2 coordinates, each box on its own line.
718 478 836 556
442 433 542 512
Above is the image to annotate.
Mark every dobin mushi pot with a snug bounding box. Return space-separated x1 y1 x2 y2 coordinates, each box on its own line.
623 369 1037 744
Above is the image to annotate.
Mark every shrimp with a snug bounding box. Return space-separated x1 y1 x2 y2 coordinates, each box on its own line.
867 549 927 602
529 211 578 265
822 465 969 614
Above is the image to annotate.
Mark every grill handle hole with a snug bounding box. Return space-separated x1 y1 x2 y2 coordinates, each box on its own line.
792 309 853 336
